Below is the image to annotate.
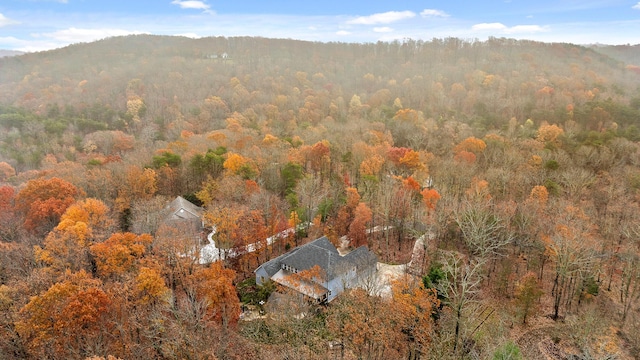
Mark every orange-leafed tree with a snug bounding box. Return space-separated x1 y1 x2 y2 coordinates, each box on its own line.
536 123 564 145
135 266 170 306
527 185 549 209
115 166 157 230
0 161 15 182
421 188 441 212
223 152 249 174
0 185 15 215
327 288 402 359
126 166 157 201
15 177 81 234
398 149 425 173
0 185 18 241
185 262 240 328
90 232 153 279
203 205 243 259
453 136 487 155
15 270 113 359
393 108 420 123
387 147 412 166
237 209 269 277
390 278 439 359
359 154 385 177
56 198 113 243
334 187 361 237
309 141 331 169
402 176 422 192
348 202 373 248
34 198 113 273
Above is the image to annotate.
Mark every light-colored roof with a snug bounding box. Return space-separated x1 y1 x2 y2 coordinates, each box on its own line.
166 196 203 221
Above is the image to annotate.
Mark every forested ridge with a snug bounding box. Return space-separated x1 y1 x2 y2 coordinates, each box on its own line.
1 34 640 359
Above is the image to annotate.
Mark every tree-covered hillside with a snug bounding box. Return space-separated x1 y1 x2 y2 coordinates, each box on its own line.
1 35 640 359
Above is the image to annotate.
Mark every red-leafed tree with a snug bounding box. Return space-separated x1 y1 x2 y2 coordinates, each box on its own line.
15 177 81 234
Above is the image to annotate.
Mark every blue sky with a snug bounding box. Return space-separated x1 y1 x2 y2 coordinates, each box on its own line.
1 0 639 52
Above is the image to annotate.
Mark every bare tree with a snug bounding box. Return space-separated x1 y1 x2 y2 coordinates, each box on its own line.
548 205 598 320
455 200 513 259
296 174 327 238
130 196 170 235
437 251 485 353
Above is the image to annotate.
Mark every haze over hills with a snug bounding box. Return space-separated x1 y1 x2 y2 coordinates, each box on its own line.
1 34 637 127
588 44 640 66
0 50 25 58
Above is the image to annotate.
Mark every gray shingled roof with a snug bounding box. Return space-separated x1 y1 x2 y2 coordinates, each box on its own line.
256 236 377 280
166 196 203 221
280 237 338 275
342 246 378 269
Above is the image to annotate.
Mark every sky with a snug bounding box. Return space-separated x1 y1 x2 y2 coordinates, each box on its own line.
1 0 640 52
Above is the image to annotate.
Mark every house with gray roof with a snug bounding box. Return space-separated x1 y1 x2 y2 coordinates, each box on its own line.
255 236 377 303
166 196 203 223
159 196 206 245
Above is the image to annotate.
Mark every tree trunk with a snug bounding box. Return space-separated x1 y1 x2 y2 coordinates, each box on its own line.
453 305 462 352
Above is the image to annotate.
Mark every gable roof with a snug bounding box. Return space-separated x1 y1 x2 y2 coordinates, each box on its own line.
341 245 378 269
256 236 376 280
166 196 203 221
280 237 339 275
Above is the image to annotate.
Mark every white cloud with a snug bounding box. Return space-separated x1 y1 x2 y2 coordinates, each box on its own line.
420 9 449 18
347 11 415 25
0 13 20 27
0 36 22 45
633 2 640 9
472 22 548 34
373 27 393 33
41 27 147 43
507 25 547 34
472 22 508 31
171 1 213 13
336 30 351 35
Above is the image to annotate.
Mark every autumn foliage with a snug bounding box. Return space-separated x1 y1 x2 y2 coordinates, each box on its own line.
90 232 153 278
15 177 80 233
348 202 373 247
185 262 241 327
15 270 113 359
1 35 640 359
421 188 441 211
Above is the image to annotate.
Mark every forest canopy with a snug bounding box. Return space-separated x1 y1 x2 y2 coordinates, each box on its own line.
1 35 640 359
